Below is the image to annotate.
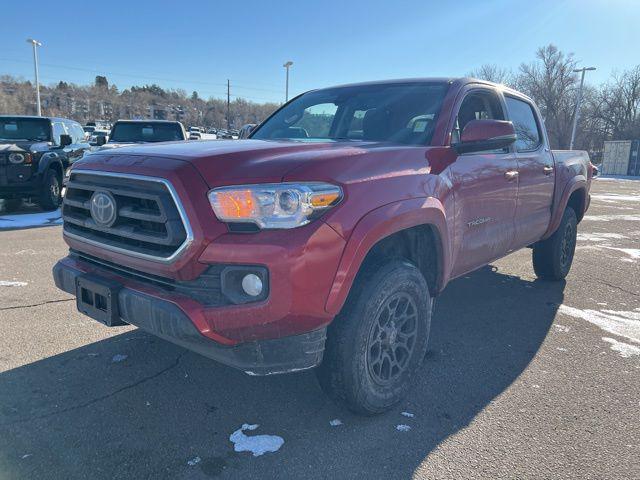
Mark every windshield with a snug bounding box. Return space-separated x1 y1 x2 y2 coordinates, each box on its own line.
252 82 449 145
109 122 183 143
0 117 51 142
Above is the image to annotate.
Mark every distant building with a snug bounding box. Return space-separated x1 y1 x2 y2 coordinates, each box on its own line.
601 140 640 176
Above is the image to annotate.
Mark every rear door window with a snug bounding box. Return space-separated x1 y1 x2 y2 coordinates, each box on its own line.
505 96 542 152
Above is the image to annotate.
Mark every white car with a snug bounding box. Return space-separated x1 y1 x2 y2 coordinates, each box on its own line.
90 129 109 144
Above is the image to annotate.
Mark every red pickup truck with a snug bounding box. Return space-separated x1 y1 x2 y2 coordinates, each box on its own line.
53 78 593 414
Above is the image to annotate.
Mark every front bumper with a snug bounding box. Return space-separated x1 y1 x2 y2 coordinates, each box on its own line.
53 259 326 375
0 173 43 198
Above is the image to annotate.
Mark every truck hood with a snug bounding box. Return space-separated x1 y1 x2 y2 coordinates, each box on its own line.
0 140 52 154
86 139 378 186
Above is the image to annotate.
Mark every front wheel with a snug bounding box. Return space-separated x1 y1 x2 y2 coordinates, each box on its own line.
316 260 432 415
532 207 577 280
38 169 62 211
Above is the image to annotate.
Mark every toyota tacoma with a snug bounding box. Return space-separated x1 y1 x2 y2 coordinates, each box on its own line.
53 78 593 414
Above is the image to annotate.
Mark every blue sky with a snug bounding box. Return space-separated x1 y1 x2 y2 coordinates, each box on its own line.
0 0 638 104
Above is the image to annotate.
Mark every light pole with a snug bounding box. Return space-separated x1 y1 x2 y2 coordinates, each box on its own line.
283 61 293 102
569 66 596 150
26 38 43 116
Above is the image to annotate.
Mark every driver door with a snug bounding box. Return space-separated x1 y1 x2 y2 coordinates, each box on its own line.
448 88 519 277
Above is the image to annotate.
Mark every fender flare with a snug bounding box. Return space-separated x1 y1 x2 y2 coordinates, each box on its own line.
542 175 586 239
37 152 64 177
324 197 450 316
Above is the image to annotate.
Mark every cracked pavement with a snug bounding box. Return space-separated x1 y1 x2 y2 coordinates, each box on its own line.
0 177 639 479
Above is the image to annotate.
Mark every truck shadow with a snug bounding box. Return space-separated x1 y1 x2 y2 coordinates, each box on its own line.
0 264 564 480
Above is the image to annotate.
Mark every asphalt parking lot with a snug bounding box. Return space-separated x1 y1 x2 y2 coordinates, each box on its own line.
0 177 638 480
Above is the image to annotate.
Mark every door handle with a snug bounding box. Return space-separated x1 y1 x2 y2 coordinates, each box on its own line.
504 170 519 181
543 165 554 175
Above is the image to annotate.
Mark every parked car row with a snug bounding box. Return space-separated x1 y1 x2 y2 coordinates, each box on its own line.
1 114 259 211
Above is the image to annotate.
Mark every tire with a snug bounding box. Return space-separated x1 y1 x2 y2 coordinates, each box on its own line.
316 260 432 415
38 169 62 211
532 207 578 280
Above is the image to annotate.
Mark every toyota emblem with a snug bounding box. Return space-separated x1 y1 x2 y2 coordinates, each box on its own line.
90 191 117 227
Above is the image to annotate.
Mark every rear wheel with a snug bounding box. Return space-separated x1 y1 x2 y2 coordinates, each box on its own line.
532 207 577 280
38 169 62 211
316 260 432 415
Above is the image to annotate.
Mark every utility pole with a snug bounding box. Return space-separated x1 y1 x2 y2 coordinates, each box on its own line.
226 79 230 130
283 61 293 102
569 66 596 150
26 38 43 116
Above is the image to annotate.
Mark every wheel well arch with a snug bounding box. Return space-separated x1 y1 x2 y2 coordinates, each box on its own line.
48 161 63 179
567 187 586 222
356 224 442 297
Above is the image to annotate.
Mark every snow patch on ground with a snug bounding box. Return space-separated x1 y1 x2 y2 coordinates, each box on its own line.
229 424 284 457
329 419 343 426
591 194 640 203
559 305 640 357
583 215 640 222
0 209 62 230
0 280 28 287
576 232 627 242
400 411 415 418
576 244 640 263
596 175 640 182
111 354 128 363
187 456 201 466
554 324 570 333
601 246 640 260
602 338 640 358
396 425 411 432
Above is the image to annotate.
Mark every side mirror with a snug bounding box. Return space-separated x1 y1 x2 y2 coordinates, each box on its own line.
60 134 73 147
96 136 107 146
239 123 257 139
453 119 516 154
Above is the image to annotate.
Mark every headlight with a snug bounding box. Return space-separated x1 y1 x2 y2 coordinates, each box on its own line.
208 182 342 229
8 152 31 164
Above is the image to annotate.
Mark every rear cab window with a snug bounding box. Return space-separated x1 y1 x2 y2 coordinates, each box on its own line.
110 122 185 143
504 96 542 152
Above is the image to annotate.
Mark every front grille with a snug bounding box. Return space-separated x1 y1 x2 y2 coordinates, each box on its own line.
62 171 190 260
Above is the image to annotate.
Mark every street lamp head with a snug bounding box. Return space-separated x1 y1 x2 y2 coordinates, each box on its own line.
573 66 596 73
26 38 42 46
283 61 293 68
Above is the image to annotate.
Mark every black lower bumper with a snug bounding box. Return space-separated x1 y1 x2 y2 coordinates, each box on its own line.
53 260 326 375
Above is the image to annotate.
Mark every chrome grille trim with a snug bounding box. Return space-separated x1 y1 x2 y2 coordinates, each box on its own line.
62 170 194 264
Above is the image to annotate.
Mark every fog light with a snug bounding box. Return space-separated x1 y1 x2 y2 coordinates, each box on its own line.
241 274 263 297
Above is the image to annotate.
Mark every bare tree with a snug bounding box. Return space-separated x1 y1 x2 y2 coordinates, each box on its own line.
588 66 640 141
515 45 578 149
0 75 280 128
468 64 513 86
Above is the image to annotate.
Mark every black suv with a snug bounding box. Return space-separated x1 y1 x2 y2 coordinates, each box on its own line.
0 115 90 210
96 120 187 149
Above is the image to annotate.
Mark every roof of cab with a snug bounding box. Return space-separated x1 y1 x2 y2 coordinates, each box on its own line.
0 114 78 122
